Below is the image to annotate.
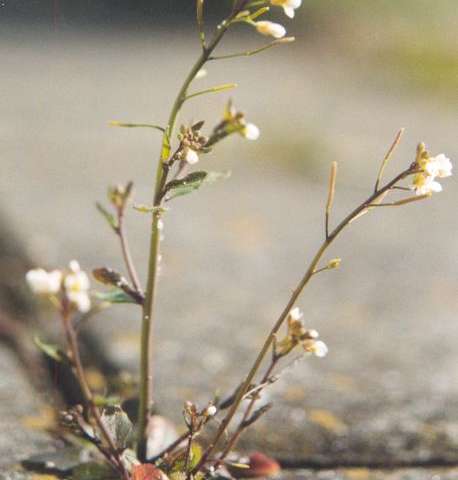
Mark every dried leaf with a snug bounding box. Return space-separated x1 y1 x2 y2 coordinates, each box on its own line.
100 406 134 450
228 452 280 478
93 268 125 287
132 464 168 480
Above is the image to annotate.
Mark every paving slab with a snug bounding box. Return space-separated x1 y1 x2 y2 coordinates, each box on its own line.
0 346 56 471
1 29 457 469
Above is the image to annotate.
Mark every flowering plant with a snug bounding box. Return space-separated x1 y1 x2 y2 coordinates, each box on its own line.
24 2 452 480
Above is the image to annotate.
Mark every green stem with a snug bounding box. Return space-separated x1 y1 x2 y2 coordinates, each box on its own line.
194 168 412 472
136 17 234 462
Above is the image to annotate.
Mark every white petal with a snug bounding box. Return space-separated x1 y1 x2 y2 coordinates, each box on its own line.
69 260 80 273
242 123 260 140
435 154 453 178
312 341 328 358
283 6 295 18
48 270 63 293
255 21 286 39
289 307 303 320
69 292 91 313
26 269 52 294
185 148 199 165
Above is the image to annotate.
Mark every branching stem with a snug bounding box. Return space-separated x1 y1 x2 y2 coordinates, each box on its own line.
61 308 129 479
194 166 414 473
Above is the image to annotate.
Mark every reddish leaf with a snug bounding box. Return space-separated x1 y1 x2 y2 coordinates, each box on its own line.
228 452 281 478
132 464 168 480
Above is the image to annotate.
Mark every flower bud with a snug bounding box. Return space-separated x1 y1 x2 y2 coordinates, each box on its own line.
255 20 286 39
327 258 341 269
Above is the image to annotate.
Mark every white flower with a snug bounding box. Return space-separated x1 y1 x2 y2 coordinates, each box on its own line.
312 340 329 358
425 154 453 178
26 268 62 295
255 21 286 39
271 0 302 18
64 260 91 313
206 405 217 416
185 148 199 165
411 173 443 196
303 340 328 358
242 123 260 141
289 307 303 321
68 292 91 313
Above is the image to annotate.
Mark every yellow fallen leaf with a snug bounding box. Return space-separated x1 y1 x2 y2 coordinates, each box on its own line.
308 409 347 434
31 475 59 480
22 407 56 431
344 468 371 480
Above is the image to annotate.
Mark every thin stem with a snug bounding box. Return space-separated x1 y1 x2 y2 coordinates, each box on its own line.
184 426 195 480
209 38 294 61
194 167 413 473
374 128 404 193
185 83 238 102
137 13 237 461
117 210 142 293
325 161 338 239
61 309 129 479
217 356 279 466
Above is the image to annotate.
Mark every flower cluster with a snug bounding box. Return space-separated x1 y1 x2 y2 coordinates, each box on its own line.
176 122 210 165
207 101 260 147
276 307 328 358
26 260 91 313
248 0 302 39
411 144 452 195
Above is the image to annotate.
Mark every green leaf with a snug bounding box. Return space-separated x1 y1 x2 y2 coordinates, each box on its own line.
34 336 66 363
165 171 230 201
170 443 202 473
110 121 165 133
96 202 118 231
100 406 134 450
93 395 121 407
72 462 118 480
95 289 137 304
133 204 168 214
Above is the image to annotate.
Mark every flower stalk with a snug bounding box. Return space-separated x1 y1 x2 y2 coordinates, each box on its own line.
136 7 244 461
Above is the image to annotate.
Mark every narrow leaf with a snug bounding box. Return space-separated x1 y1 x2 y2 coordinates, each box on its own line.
95 289 138 304
34 336 66 363
96 202 118 231
165 171 230 201
110 121 165 132
133 204 168 214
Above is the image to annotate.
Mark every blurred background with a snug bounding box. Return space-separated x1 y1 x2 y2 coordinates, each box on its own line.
1 0 458 468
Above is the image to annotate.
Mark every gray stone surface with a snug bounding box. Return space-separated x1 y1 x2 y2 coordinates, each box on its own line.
0 347 55 470
279 468 458 480
1 27 458 471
